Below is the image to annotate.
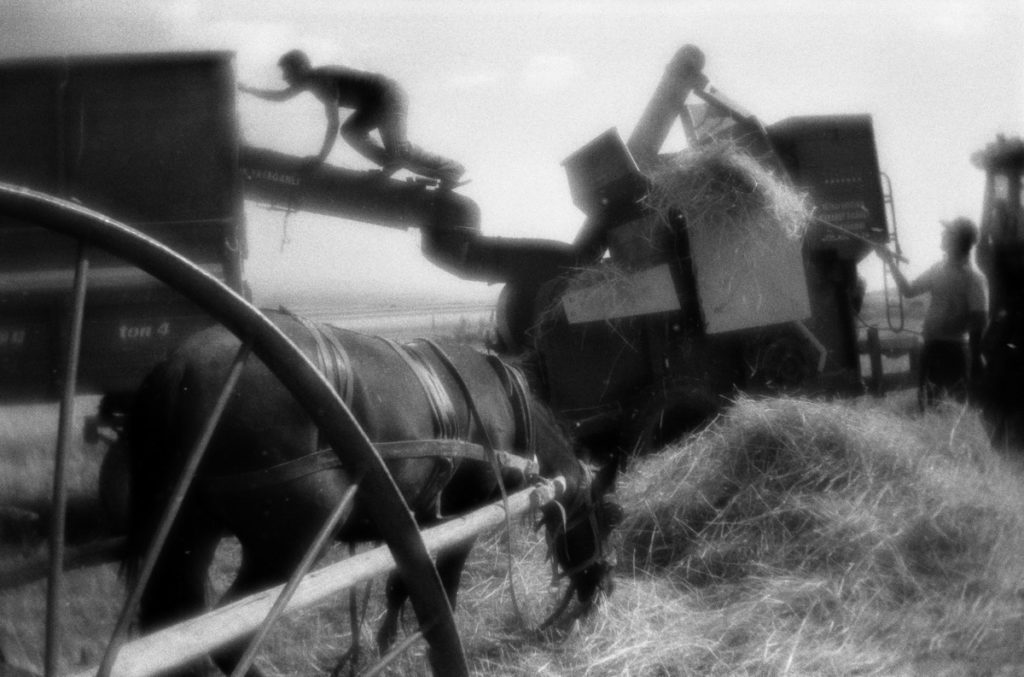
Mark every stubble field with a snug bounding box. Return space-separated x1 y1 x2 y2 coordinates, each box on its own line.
4 387 1024 676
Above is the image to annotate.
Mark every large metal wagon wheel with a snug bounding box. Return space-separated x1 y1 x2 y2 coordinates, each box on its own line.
0 183 468 677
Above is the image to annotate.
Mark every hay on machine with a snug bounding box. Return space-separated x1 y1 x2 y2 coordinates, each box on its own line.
557 142 813 335
644 142 810 244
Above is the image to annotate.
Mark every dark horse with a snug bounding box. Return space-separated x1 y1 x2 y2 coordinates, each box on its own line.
119 310 620 675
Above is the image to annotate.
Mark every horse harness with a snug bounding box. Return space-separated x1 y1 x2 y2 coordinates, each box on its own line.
375 337 540 516
203 319 539 507
292 311 354 410
391 338 613 614
200 317 611 629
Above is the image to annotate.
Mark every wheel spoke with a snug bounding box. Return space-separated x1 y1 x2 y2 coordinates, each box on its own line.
229 477 361 677
97 341 252 677
44 241 90 677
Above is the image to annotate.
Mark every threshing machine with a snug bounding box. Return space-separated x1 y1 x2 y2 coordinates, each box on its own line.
239 45 895 458
0 46 893 458
513 44 892 455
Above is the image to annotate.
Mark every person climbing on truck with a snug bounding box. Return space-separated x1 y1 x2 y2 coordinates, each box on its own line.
876 217 989 408
239 49 466 189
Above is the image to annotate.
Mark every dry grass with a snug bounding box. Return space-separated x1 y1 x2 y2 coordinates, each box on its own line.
4 394 1024 676
538 144 811 334
0 398 109 548
0 398 104 506
0 557 124 672
608 395 1024 676
645 143 810 244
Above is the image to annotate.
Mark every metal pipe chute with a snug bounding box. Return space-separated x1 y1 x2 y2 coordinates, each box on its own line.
240 145 577 286
240 146 436 230
626 44 708 168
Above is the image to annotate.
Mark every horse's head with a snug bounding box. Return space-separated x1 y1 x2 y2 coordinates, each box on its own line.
514 386 622 624
534 458 623 619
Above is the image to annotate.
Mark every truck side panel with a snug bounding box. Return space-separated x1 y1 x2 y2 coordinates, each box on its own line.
0 52 245 400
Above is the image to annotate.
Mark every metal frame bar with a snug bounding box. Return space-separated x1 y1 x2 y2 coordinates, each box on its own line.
879 172 906 333
67 480 562 677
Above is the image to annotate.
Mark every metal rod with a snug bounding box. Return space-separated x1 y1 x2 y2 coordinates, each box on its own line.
879 172 906 332
96 341 252 677
229 478 361 677
44 241 89 677
68 481 561 677
812 215 908 263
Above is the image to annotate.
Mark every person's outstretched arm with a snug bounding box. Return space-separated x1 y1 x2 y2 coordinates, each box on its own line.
312 100 341 163
874 244 925 298
238 83 301 102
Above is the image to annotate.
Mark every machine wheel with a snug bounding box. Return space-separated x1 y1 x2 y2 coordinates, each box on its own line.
0 183 468 677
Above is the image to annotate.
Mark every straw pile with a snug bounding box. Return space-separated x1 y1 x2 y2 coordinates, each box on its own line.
598 396 1024 674
619 397 1016 590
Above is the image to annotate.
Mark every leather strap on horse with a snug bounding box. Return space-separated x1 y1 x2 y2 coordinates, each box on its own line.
486 354 536 455
415 339 534 627
377 337 460 439
201 442 539 498
201 450 344 495
375 439 539 481
281 308 355 408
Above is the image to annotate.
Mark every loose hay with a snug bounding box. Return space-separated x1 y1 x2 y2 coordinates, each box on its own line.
643 143 810 255
533 261 638 330
618 398 1019 591
606 396 1024 675
539 143 811 334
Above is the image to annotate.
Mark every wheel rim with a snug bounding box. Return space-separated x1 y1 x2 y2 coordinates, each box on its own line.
0 182 468 677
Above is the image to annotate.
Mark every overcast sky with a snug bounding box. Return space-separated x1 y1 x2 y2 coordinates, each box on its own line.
4 0 1022 306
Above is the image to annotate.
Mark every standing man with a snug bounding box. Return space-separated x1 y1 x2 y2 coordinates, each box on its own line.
876 217 988 407
239 49 465 188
